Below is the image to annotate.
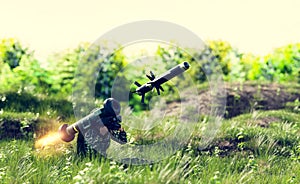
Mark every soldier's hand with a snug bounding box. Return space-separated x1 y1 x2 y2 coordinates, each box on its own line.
118 128 127 143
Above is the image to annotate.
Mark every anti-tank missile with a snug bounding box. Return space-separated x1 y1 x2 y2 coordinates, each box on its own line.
133 61 190 103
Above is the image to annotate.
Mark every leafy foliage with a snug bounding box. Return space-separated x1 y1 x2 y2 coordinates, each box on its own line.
1 38 299 101
0 38 30 69
0 39 53 94
94 49 127 99
182 40 299 83
261 43 300 82
46 43 89 96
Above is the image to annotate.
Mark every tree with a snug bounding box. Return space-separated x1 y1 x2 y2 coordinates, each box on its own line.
0 38 52 94
261 43 300 82
0 38 30 69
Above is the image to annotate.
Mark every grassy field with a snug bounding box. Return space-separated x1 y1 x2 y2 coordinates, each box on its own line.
0 109 299 184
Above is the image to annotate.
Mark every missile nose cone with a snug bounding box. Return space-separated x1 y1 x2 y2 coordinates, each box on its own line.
183 61 190 70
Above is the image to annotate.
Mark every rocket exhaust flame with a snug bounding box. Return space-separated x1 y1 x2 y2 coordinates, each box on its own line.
35 131 62 149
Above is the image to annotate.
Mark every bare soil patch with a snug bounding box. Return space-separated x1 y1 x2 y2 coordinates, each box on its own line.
166 82 300 119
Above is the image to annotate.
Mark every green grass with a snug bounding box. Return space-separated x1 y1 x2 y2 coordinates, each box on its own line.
0 139 299 183
0 109 299 183
0 90 74 117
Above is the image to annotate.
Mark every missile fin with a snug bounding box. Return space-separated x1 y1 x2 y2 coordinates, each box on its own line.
134 81 142 87
146 71 155 81
159 86 164 92
141 94 145 103
146 74 153 81
150 71 155 79
156 87 160 95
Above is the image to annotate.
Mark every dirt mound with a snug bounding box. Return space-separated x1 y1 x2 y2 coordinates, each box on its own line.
0 112 38 139
223 83 299 118
167 83 300 119
223 83 298 118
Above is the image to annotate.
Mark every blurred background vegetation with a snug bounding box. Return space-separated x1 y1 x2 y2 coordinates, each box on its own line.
0 38 299 100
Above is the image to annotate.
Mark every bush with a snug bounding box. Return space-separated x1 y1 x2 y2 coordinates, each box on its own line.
0 38 53 94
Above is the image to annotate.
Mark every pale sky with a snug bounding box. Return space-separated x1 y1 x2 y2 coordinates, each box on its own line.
0 0 300 62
